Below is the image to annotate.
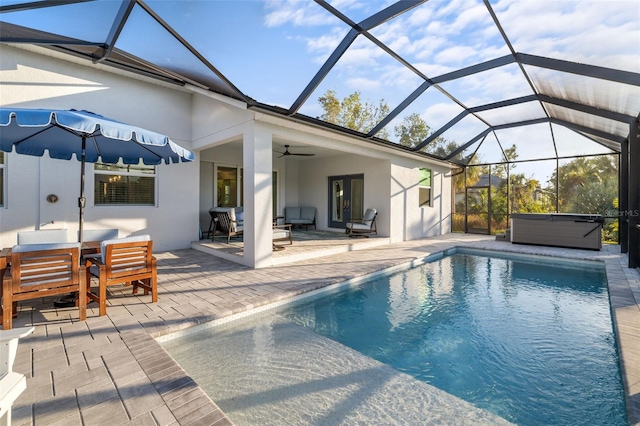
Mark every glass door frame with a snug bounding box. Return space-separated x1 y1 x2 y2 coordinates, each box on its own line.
328 174 364 229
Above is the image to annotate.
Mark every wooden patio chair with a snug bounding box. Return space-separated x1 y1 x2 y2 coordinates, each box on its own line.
85 235 157 317
346 208 378 237
210 208 243 243
2 243 86 330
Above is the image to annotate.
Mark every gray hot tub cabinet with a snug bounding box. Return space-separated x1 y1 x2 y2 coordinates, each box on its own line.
510 213 603 250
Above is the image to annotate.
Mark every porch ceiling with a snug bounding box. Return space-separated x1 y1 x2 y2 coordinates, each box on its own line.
1 0 638 167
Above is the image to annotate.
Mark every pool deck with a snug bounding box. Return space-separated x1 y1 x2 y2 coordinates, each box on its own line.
6 233 640 425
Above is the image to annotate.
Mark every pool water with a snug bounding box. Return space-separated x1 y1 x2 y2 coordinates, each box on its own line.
162 251 626 425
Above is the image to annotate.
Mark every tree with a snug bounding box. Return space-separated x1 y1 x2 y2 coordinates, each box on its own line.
546 155 618 241
547 156 617 213
392 112 461 159
394 113 429 148
318 90 390 139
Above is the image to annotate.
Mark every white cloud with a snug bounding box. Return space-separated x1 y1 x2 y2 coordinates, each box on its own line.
434 45 480 66
345 77 380 91
424 102 466 127
263 0 335 27
446 64 532 106
305 26 350 64
492 0 639 70
338 38 382 67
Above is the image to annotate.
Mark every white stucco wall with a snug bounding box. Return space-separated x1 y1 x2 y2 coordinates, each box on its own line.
0 45 199 251
390 162 452 242
293 154 391 234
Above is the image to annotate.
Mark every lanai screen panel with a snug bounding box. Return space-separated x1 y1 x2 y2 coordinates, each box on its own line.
0 0 637 166
145 1 349 109
475 102 547 127
469 134 507 164
436 63 532 109
391 88 470 154
493 123 558 162
573 133 622 153
298 34 425 135
0 1 121 42
114 4 239 98
489 0 639 72
368 0 511 76
526 66 640 118
552 125 617 157
436 114 489 157
545 104 630 140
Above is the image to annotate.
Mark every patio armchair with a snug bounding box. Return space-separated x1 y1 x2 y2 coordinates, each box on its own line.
210 207 243 243
2 243 87 330
85 235 157 317
272 224 293 250
346 208 378 237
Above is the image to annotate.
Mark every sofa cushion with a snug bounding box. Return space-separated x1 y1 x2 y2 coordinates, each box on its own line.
13 242 81 253
346 222 372 231
285 207 300 221
300 207 316 221
17 229 69 245
362 208 377 226
272 229 290 240
289 219 313 224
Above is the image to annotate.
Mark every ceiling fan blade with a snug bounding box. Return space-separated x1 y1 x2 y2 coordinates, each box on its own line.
292 153 315 156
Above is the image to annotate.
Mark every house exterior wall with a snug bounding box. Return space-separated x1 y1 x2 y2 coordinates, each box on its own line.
294 154 391 235
0 45 199 251
390 162 452 242
1 44 454 257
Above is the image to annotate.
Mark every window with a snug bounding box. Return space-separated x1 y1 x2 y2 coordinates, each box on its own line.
419 168 431 207
0 152 5 207
217 165 240 207
94 161 156 205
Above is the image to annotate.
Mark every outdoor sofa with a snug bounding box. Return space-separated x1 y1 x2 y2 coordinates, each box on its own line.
284 207 316 230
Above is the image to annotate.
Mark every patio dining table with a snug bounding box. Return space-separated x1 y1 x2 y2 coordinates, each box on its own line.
0 241 101 267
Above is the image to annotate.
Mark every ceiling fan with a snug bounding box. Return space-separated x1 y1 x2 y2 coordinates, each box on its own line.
275 144 316 158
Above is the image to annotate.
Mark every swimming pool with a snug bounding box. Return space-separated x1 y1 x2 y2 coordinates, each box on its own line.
161 250 626 425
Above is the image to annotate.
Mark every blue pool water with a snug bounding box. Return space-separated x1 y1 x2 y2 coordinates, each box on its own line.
163 251 626 425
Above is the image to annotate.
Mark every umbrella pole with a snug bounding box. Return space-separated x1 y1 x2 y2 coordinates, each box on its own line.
79 135 86 248
57 135 87 307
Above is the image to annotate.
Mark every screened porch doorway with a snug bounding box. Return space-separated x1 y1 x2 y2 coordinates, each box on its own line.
466 186 491 234
328 174 364 229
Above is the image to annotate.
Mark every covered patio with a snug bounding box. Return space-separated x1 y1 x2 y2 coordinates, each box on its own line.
193 228 390 266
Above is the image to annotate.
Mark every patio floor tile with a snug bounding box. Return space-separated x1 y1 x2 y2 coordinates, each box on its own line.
5 234 640 425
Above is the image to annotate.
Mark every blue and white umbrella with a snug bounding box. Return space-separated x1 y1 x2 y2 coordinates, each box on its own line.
0 108 195 245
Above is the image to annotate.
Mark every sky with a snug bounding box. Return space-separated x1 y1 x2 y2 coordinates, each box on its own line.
3 0 639 185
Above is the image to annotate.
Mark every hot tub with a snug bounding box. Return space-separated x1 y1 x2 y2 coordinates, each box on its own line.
510 213 603 250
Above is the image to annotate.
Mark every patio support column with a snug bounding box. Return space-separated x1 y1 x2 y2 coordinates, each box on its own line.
628 115 640 268
620 139 628 253
243 122 273 268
